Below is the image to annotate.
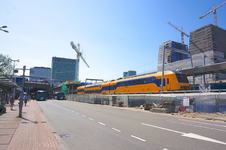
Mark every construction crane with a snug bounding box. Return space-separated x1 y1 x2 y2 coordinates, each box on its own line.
168 22 189 45
199 1 226 26
70 41 89 81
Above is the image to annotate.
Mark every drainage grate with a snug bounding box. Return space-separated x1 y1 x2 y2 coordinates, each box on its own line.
21 122 28 124
59 134 69 138
41 121 46 123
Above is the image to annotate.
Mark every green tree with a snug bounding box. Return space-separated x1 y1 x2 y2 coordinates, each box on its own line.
0 54 14 78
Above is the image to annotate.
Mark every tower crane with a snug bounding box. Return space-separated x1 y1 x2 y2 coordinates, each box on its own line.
70 41 89 81
168 22 189 45
199 1 226 26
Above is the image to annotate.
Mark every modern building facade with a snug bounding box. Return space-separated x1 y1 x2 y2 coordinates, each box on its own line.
157 24 226 83
51 57 77 82
158 40 189 71
29 67 51 81
123 70 136 78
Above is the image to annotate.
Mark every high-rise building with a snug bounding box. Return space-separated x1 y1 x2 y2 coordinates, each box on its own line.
29 67 51 81
158 40 189 71
51 57 77 82
123 70 136 78
158 24 226 82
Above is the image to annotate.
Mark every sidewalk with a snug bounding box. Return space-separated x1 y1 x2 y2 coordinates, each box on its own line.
0 100 60 150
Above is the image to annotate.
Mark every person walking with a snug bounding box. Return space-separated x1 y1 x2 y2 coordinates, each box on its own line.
24 94 28 106
10 94 15 110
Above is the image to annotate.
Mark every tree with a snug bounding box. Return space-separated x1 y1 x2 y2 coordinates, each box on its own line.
0 54 14 78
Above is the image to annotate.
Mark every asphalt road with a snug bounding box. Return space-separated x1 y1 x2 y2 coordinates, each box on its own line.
38 99 226 150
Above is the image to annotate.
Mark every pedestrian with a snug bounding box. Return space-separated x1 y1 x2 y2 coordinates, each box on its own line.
24 94 28 106
9 94 15 110
32 95 35 100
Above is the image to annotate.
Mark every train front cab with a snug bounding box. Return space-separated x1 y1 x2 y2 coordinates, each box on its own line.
164 71 189 91
77 86 85 95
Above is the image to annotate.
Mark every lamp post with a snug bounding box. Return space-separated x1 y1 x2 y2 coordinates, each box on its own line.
16 66 30 117
0 26 9 33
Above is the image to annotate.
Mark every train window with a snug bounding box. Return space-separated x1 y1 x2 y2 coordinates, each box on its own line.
146 78 151 83
167 78 169 84
114 85 116 89
110 86 114 90
159 79 161 85
176 74 189 83
135 80 139 84
140 79 144 83
124 81 128 85
119 82 123 86
130 80 134 84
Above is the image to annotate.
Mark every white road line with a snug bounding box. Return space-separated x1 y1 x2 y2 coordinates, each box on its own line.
163 148 169 150
167 120 226 132
142 123 185 134
82 115 86 117
98 122 106 126
131 135 146 142
141 123 226 145
179 119 226 127
76 112 79 114
112 128 121 132
88 118 94 121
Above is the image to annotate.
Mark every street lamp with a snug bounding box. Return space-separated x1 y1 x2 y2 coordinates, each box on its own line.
0 26 9 33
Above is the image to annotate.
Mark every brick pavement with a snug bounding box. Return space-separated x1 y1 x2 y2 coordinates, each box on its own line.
0 100 60 150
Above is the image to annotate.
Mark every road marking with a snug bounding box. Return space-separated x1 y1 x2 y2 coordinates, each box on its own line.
179 119 226 127
167 120 226 132
82 115 86 117
98 122 105 126
112 128 121 132
89 118 94 121
163 148 169 150
76 112 79 115
131 135 146 142
141 123 226 145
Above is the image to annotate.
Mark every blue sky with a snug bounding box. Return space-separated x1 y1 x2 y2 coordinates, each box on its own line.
1 0 226 82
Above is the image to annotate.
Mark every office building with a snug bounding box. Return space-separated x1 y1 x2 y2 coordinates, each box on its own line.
51 57 77 82
157 24 226 82
29 67 51 81
158 40 189 71
123 70 136 78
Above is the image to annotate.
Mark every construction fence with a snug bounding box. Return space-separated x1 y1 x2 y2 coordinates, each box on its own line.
66 92 226 114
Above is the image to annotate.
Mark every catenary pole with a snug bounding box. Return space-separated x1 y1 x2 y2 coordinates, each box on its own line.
19 66 25 117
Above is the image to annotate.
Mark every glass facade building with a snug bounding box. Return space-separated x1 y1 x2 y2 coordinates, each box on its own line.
51 57 77 82
123 70 136 78
29 67 51 81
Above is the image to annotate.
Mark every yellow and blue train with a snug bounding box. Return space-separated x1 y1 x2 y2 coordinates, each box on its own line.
77 70 189 95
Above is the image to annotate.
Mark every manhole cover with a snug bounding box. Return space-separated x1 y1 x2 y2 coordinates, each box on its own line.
59 134 69 138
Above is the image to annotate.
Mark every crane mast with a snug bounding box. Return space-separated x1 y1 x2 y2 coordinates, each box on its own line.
199 1 226 26
168 22 189 45
70 42 89 81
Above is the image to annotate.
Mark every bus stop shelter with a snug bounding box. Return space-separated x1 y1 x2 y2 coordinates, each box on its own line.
0 75 19 105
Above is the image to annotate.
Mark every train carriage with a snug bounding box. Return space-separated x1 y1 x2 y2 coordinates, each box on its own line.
77 70 189 95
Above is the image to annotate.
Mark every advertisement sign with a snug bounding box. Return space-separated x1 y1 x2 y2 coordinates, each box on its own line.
183 97 190 106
